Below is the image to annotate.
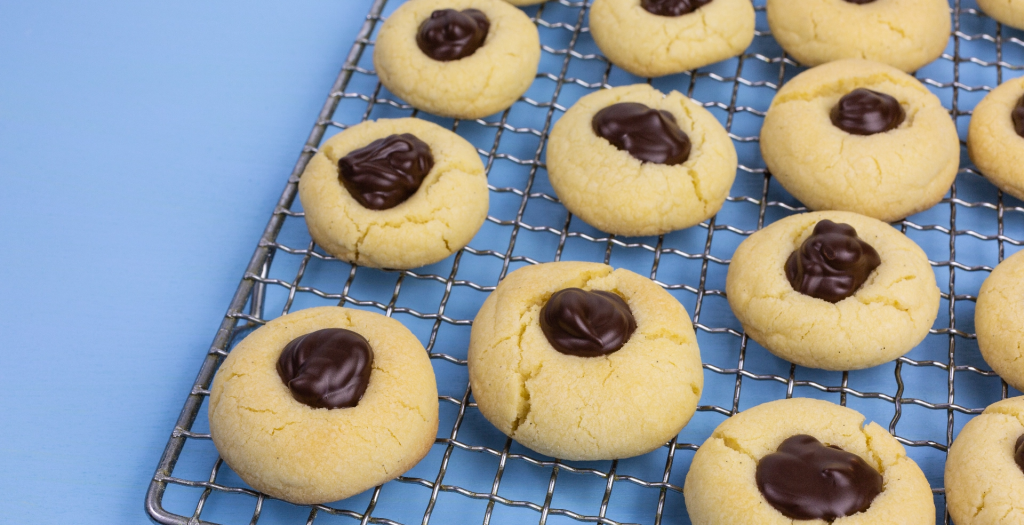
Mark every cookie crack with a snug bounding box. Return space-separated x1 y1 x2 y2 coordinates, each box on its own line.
270 420 298 436
713 434 758 462
875 16 910 41
797 319 818 342
511 306 540 435
226 393 278 415
675 98 711 211
238 405 276 415
385 427 403 447
506 269 615 435
599 358 615 388
637 327 690 346
576 409 599 444
340 201 369 262
854 288 915 320
973 488 991 519
511 362 540 435
859 424 888 475
371 365 431 422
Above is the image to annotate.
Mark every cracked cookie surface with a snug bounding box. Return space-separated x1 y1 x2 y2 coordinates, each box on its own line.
766 0 949 72
208 307 439 504
546 84 737 237
467 261 704 460
726 210 940 371
373 0 540 119
945 397 1024 525
760 59 959 222
684 398 934 525
975 250 1024 392
588 0 754 78
968 77 1024 202
299 117 488 269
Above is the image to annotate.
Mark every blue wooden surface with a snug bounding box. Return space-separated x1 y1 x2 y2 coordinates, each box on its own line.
0 1 375 522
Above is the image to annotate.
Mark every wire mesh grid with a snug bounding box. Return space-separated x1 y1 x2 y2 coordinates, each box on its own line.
145 0 1024 523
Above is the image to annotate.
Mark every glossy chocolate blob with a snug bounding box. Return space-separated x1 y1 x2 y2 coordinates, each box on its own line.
830 88 905 136
786 220 881 303
540 288 637 357
338 133 434 210
1015 435 1024 473
592 102 691 165
756 434 883 521
276 328 374 409
1012 96 1024 138
640 0 713 16
416 9 490 61
842 0 877 4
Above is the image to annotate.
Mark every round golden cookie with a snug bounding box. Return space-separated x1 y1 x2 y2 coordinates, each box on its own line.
945 397 1024 525
467 261 704 460
298 117 488 269
546 84 737 236
765 0 949 73
684 398 935 525
208 307 439 504
726 210 940 371
760 59 959 222
977 0 1024 31
975 250 1024 392
588 0 755 78
968 77 1024 201
373 0 540 119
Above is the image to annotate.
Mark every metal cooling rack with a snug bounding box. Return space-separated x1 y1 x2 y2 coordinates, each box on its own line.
145 0 1024 523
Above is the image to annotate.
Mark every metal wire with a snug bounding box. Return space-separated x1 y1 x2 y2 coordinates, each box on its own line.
146 0 1023 523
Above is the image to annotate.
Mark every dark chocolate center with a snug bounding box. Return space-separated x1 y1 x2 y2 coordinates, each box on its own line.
416 8 490 62
756 434 883 521
786 220 881 303
830 88 905 136
338 133 434 210
539 288 637 357
1015 434 1024 473
591 102 691 165
276 328 374 409
640 0 713 16
1012 96 1024 138
842 0 877 4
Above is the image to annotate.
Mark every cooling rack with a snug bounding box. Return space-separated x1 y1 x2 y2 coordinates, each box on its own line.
145 0 1024 523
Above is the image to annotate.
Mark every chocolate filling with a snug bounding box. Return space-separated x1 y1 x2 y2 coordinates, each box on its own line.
1012 96 1024 138
591 102 691 165
338 133 434 210
756 434 883 520
830 88 905 136
416 9 490 61
640 0 713 17
276 328 373 409
786 220 881 303
539 288 637 357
